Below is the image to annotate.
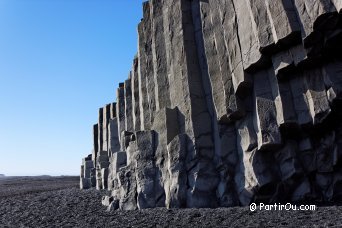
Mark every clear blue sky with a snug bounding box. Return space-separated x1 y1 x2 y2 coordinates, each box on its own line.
0 0 144 176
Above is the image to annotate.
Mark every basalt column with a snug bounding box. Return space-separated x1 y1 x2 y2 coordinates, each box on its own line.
81 0 342 209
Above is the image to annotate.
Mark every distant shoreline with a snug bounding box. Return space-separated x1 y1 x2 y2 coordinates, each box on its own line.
0 175 77 177
0 175 79 179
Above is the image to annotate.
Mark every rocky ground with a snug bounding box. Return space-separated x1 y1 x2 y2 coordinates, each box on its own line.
0 176 341 227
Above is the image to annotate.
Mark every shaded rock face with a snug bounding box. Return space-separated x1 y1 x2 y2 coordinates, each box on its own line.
81 0 342 209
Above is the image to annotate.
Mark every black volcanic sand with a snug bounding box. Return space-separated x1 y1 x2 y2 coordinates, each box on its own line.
1 177 342 227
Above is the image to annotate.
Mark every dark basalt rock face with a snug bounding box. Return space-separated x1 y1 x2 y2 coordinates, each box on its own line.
80 0 342 209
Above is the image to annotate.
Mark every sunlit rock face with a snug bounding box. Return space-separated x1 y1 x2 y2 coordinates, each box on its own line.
80 0 342 209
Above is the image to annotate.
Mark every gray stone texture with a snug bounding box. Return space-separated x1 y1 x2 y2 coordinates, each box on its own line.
116 84 126 143
80 154 94 189
110 102 116 119
108 118 120 155
150 0 171 111
265 0 301 47
152 107 180 208
80 0 342 210
124 78 134 133
98 108 103 152
231 0 267 71
199 0 244 123
135 130 159 209
131 57 141 132
92 124 98 160
165 134 188 208
253 68 282 150
138 2 155 131
218 0 253 97
102 104 111 152
117 165 137 210
96 151 109 190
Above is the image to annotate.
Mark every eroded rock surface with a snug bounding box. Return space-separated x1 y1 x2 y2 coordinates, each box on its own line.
81 0 342 209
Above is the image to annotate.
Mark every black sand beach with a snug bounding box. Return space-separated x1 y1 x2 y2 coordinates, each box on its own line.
1 176 342 227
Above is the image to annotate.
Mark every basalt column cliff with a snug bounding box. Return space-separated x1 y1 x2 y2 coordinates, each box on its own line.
80 0 342 209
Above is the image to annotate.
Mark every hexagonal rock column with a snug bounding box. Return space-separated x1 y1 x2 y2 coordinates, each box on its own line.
92 124 98 161
108 151 127 191
80 154 94 189
116 83 125 142
152 107 180 207
150 0 171 111
138 2 156 131
265 0 302 48
216 0 253 97
102 104 111 152
162 0 219 208
108 118 120 155
124 77 134 133
199 0 244 123
131 56 141 132
96 151 110 190
165 134 188 208
253 69 282 151
97 108 104 152
135 130 160 209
